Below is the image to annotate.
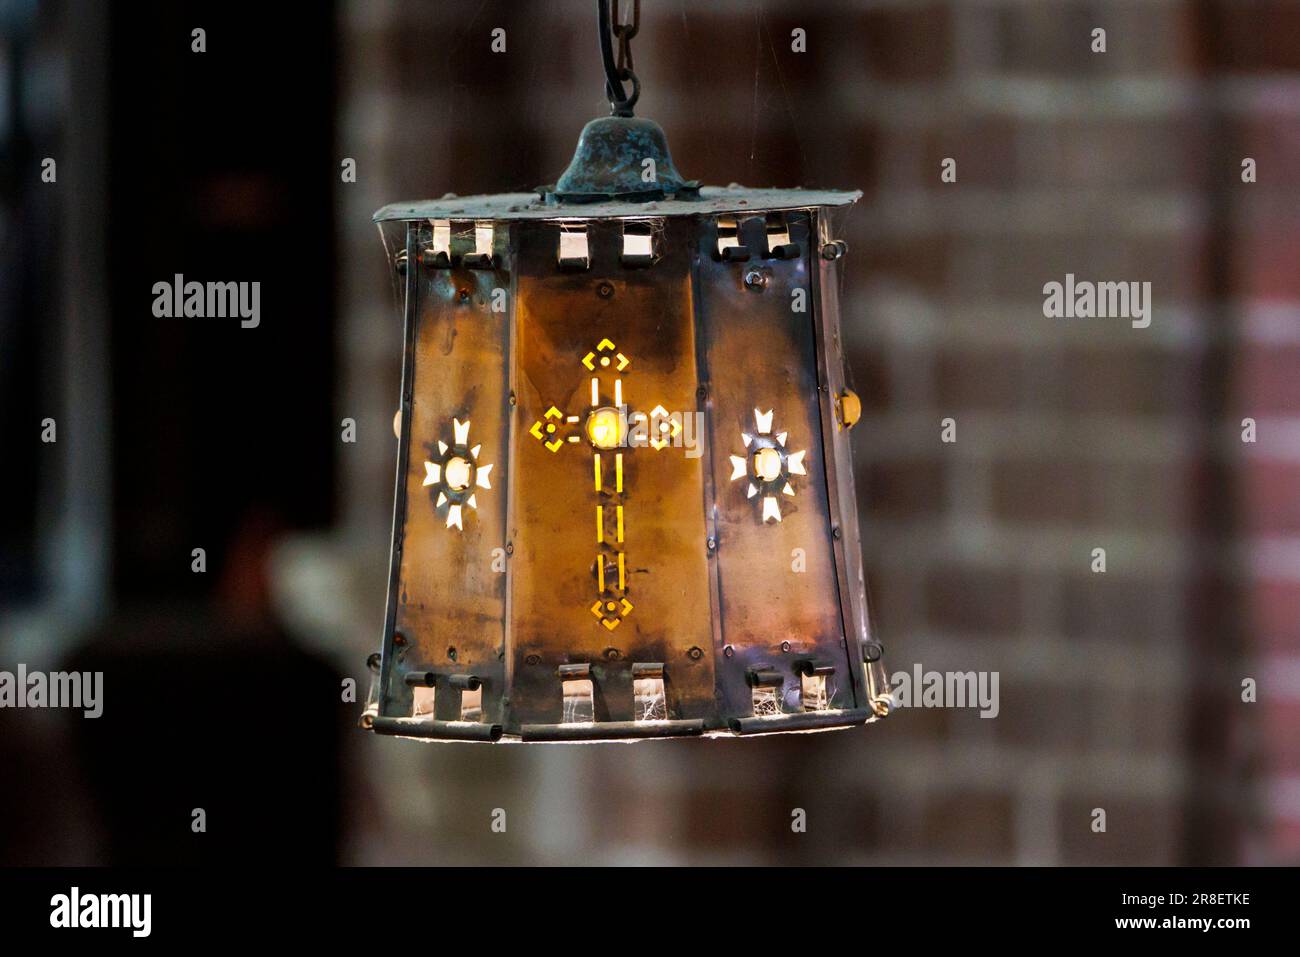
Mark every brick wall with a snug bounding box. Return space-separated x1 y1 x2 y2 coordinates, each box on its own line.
336 0 1300 864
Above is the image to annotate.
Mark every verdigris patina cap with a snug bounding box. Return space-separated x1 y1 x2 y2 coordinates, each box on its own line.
545 114 698 204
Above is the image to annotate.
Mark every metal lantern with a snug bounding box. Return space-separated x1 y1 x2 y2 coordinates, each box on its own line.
364 2 889 742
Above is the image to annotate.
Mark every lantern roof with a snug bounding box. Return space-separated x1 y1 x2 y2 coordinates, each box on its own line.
376 107 858 222
373 184 861 224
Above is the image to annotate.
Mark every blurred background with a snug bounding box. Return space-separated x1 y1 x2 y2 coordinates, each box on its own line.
2 0 1298 865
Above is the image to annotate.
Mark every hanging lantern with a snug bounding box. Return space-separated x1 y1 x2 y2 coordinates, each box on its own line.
364 1 890 742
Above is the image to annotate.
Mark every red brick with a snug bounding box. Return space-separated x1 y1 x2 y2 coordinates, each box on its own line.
1055 346 1200 416
1240 460 1300 534
1234 345 1300 415
925 563 1023 635
859 458 946 518
1206 0 1300 72
935 348 1025 410
1058 796 1184 865
991 459 1092 525
855 6 953 82
1259 698 1300 773
1059 574 1180 642
991 458 1196 531
1247 580 1300 652
920 791 1015 857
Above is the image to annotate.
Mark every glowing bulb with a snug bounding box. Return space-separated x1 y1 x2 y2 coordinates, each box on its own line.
586 407 623 449
753 447 782 482
444 456 472 490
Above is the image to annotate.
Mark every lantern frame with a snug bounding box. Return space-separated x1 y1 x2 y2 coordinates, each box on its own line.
365 112 889 742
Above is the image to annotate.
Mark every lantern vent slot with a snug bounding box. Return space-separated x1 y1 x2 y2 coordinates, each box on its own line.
764 214 799 260
404 671 438 719
411 686 436 719
747 667 784 718
420 219 453 268
621 221 657 267
800 674 829 712
715 215 751 262
558 225 590 270
632 662 667 722
462 222 498 269
797 660 835 711
559 664 595 724
459 686 483 722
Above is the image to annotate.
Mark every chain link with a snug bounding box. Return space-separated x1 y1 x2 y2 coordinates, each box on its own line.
613 0 639 74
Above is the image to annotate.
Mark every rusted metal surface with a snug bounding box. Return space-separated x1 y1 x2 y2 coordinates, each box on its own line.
371 199 885 742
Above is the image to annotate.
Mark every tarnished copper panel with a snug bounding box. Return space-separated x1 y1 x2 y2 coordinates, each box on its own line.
386 222 512 724
505 219 716 730
695 213 858 718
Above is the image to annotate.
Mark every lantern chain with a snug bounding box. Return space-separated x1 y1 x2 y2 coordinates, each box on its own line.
598 0 640 117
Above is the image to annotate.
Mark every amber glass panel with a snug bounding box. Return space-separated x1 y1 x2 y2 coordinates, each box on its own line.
507 218 715 729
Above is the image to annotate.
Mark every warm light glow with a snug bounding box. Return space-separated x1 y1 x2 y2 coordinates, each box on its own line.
444 456 472 491
754 447 782 482
730 409 807 525
586 406 623 449
428 417 494 531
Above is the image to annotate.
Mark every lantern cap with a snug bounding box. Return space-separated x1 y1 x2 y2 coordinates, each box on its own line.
545 114 696 204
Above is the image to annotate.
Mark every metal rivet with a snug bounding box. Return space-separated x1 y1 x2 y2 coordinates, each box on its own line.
457 287 471 302
723 644 735 658
505 541 514 555
604 647 620 661
525 654 540 666
864 641 884 662
508 392 517 407
447 646 457 661
597 281 615 298
706 537 717 551
393 631 407 647
780 640 791 653
687 646 703 660
820 239 848 260
743 269 767 290
832 526 843 540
